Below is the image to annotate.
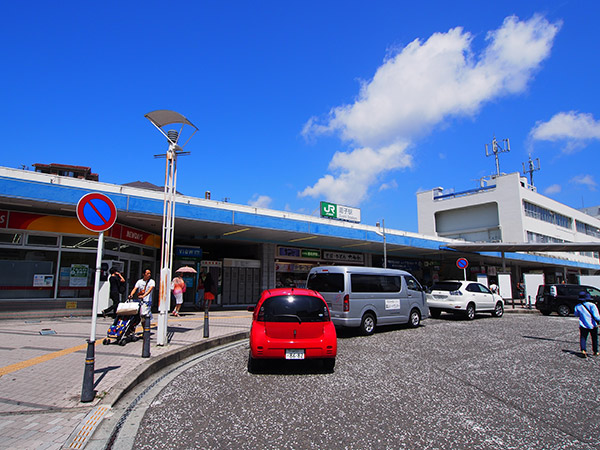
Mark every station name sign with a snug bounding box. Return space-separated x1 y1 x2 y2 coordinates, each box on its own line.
320 201 361 223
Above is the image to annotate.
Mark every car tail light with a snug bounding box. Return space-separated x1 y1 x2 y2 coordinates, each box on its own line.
343 294 349 312
450 290 462 295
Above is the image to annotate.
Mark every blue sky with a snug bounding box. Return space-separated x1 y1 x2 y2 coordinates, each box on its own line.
2 1 599 232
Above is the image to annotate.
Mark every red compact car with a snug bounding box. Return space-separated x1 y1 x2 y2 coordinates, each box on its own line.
248 287 337 372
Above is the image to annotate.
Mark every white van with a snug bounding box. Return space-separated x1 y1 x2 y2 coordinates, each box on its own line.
306 266 428 335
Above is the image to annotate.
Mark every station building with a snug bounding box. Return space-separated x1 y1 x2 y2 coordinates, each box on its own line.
417 172 600 283
0 166 598 315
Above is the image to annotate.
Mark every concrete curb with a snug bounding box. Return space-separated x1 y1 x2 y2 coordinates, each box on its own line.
100 331 250 408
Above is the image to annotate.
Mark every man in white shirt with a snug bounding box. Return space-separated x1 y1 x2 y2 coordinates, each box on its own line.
129 269 155 317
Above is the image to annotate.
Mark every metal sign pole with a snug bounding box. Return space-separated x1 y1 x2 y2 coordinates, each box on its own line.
81 230 104 402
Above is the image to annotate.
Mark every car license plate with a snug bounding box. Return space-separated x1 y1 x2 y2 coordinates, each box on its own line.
285 349 305 360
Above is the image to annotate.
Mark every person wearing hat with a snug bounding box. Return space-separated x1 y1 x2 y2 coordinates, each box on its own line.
574 291 600 358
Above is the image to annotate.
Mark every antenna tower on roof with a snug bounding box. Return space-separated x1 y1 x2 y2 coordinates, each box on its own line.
522 154 540 186
485 135 510 176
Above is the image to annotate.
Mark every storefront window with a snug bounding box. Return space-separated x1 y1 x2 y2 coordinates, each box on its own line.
0 248 57 299
104 240 121 252
58 252 96 298
119 243 140 255
142 247 155 258
0 232 23 244
26 235 58 247
275 263 315 288
61 236 99 249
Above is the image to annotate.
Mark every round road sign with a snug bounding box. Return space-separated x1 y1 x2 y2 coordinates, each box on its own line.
456 258 469 269
76 193 117 233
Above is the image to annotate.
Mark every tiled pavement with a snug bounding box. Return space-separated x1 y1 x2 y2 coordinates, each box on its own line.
0 309 252 450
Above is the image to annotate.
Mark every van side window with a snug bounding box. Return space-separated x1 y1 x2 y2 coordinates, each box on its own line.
350 274 401 293
404 276 422 291
306 273 344 293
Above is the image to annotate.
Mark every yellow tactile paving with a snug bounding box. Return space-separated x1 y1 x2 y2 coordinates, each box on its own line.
65 405 110 449
0 342 90 377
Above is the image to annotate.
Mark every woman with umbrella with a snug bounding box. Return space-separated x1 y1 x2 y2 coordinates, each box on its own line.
171 266 195 317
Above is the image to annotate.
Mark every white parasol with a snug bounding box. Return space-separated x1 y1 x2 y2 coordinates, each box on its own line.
175 266 197 274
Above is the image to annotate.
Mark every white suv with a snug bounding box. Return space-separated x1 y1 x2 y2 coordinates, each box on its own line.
427 280 504 320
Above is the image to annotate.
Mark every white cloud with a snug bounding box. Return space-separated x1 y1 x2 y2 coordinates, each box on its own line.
530 111 600 153
571 175 597 191
379 179 398 192
299 142 411 205
300 14 560 203
543 184 561 195
248 194 272 208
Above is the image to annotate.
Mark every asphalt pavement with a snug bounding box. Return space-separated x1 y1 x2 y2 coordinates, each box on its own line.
0 308 252 450
129 309 598 450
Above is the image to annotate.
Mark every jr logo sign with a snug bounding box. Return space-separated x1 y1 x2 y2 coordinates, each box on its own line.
320 202 337 218
320 201 361 223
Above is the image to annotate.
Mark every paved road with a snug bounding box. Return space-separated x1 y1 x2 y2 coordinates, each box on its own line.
125 313 600 450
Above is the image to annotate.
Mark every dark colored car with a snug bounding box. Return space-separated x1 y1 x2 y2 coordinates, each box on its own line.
247 287 337 372
535 284 600 316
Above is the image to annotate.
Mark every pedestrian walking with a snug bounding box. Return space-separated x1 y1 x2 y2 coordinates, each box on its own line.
573 291 600 358
202 272 217 310
517 282 525 307
171 273 186 317
489 281 498 295
102 267 125 320
129 269 155 318
195 268 205 310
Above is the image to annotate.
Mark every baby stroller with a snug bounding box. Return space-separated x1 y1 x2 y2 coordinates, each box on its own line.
102 300 141 346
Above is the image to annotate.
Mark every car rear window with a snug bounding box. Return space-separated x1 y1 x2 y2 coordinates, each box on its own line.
431 281 462 292
259 295 329 322
307 273 344 293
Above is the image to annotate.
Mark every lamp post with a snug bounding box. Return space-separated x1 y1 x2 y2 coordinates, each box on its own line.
375 219 387 269
144 110 198 346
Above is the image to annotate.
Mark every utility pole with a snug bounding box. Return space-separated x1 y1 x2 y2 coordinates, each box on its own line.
375 220 387 269
485 136 510 176
522 155 540 187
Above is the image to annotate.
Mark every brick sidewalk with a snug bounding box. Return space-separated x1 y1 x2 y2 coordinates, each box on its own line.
0 310 252 450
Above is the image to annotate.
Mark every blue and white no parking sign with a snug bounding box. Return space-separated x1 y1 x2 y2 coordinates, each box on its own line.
76 193 117 232
456 258 469 269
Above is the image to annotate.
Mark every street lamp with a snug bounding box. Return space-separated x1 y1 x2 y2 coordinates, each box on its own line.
145 110 198 346
375 219 387 269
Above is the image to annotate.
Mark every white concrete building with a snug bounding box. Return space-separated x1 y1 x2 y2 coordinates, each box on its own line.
417 172 600 265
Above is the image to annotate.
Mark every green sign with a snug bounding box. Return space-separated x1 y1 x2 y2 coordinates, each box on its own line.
69 264 89 287
301 249 321 258
320 201 361 223
320 201 337 218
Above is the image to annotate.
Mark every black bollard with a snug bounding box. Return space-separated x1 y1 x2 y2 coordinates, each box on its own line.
142 315 151 358
80 339 96 402
203 306 209 338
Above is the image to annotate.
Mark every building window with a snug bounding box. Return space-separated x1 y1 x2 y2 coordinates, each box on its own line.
526 231 566 244
580 251 600 259
523 201 572 229
576 220 600 239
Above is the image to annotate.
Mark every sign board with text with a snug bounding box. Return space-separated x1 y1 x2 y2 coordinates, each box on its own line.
320 201 361 223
